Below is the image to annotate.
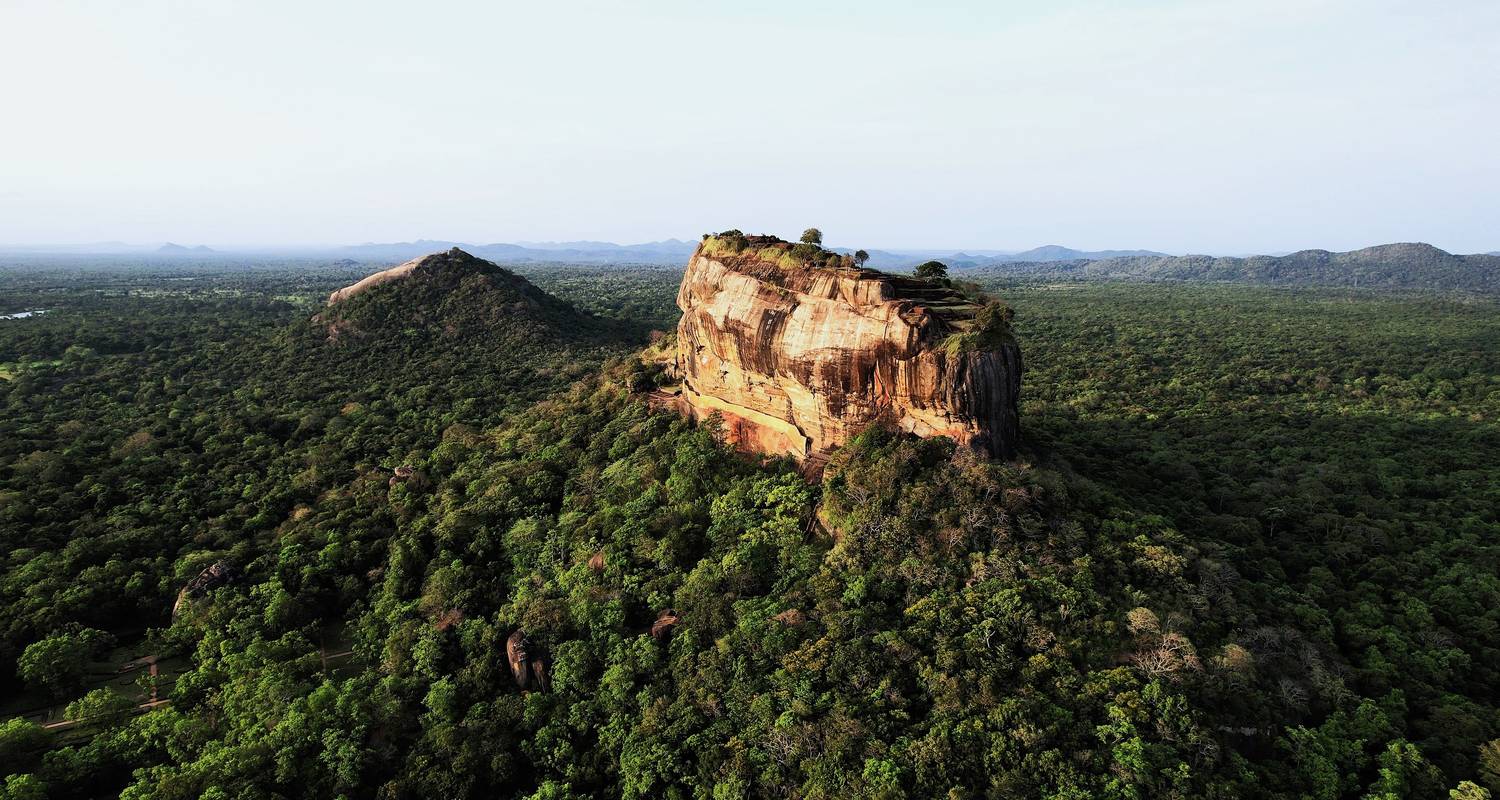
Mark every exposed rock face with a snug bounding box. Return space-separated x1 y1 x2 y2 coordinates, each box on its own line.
506 630 551 692
650 609 680 641
506 630 532 690
171 560 239 618
327 252 434 304
670 235 1022 460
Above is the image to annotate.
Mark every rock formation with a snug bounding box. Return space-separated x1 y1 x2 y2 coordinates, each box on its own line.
171 560 239 617
327 253 432 305
317 247 600 343
506 630 532 690
650 609 680 641
665 233 1022 460
506 630 550 692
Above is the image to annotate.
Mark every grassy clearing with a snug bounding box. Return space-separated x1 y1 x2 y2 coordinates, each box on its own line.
0 359 63 379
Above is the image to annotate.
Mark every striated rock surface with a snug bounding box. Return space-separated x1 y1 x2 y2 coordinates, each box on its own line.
669 234 1022 460
327 253 431 305
506 630 532 690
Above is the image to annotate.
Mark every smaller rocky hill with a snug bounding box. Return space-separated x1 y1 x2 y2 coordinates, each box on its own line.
294 248 631 424
316 247 603 343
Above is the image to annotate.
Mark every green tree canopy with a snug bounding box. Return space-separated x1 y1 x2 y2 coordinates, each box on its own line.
914 260 948 279
63 688 134 726
16 627 113 698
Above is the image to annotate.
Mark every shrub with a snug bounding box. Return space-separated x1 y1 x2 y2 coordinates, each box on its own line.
914 260 949 279
942 302 1016 354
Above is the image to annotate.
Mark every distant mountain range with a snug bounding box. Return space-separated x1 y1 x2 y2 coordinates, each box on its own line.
336 240 1169 268
965 243 1500 292
3 239 1497 291
1010 245 1164 261
337 239 698 264
828 245 1165 270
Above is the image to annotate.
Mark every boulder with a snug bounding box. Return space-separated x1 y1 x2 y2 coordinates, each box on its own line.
651 609 680 641
506 630 531 690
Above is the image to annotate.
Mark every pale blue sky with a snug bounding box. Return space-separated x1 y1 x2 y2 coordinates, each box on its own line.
1 0 1495 253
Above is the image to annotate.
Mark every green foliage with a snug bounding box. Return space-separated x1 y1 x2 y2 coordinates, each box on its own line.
965 243 1500 292
700 233 852 271
64 688 135 726
1482 739 1500 790
800 228 823 245
914 260 948 279
0 719 47 774
1 262 1497 798
0 774 47 800
17 627 113 697
1452 781 1493 799
941 301 1015 354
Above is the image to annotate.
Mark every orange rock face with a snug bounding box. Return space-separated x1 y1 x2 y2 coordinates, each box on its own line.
671 238 1022 460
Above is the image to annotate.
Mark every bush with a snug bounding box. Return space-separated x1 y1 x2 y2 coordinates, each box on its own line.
914 260 948 279
789 242 822 262
64 688 134 726
942 301 1016 354
16 627 114 698
0 718 47 773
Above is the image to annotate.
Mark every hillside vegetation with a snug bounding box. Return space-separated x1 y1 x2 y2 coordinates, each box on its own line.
0 258 638 714
967 243 1500 292
0 261 1497 798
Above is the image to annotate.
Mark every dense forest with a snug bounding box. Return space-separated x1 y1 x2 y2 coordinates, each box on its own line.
960 243 1500 293
1 256 1497 798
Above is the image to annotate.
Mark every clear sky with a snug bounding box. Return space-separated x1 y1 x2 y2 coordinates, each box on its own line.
2 0 1496 253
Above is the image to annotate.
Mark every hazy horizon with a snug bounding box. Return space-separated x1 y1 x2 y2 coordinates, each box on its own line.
3 0 1496 254
1 237 1496 260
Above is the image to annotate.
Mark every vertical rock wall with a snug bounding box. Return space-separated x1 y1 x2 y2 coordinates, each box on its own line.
671 239 1022 460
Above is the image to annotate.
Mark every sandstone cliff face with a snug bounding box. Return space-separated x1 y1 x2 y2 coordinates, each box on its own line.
671 236 1022 460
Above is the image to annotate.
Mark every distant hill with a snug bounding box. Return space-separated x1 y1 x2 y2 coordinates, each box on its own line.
988 245 1167 263
968 243 1500 292
831 248 920 269
837 245 1166 270
342 240 1159 269
341 238 696 264
157 242 216 254
315 247 609 344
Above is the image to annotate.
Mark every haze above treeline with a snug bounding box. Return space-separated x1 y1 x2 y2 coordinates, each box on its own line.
3 238 1497 265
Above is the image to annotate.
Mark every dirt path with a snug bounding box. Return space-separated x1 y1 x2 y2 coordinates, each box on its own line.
41 698 171 731
38 643 350 732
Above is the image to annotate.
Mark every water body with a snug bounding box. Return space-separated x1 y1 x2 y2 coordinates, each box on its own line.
0 309 50 320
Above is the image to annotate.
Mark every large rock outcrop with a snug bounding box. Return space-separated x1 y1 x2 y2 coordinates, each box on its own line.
667 234 1022 460
314 247 601 344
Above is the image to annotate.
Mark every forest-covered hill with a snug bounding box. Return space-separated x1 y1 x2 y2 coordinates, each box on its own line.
964 242 1500 292
0 260 1497 798
316 247 621 344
